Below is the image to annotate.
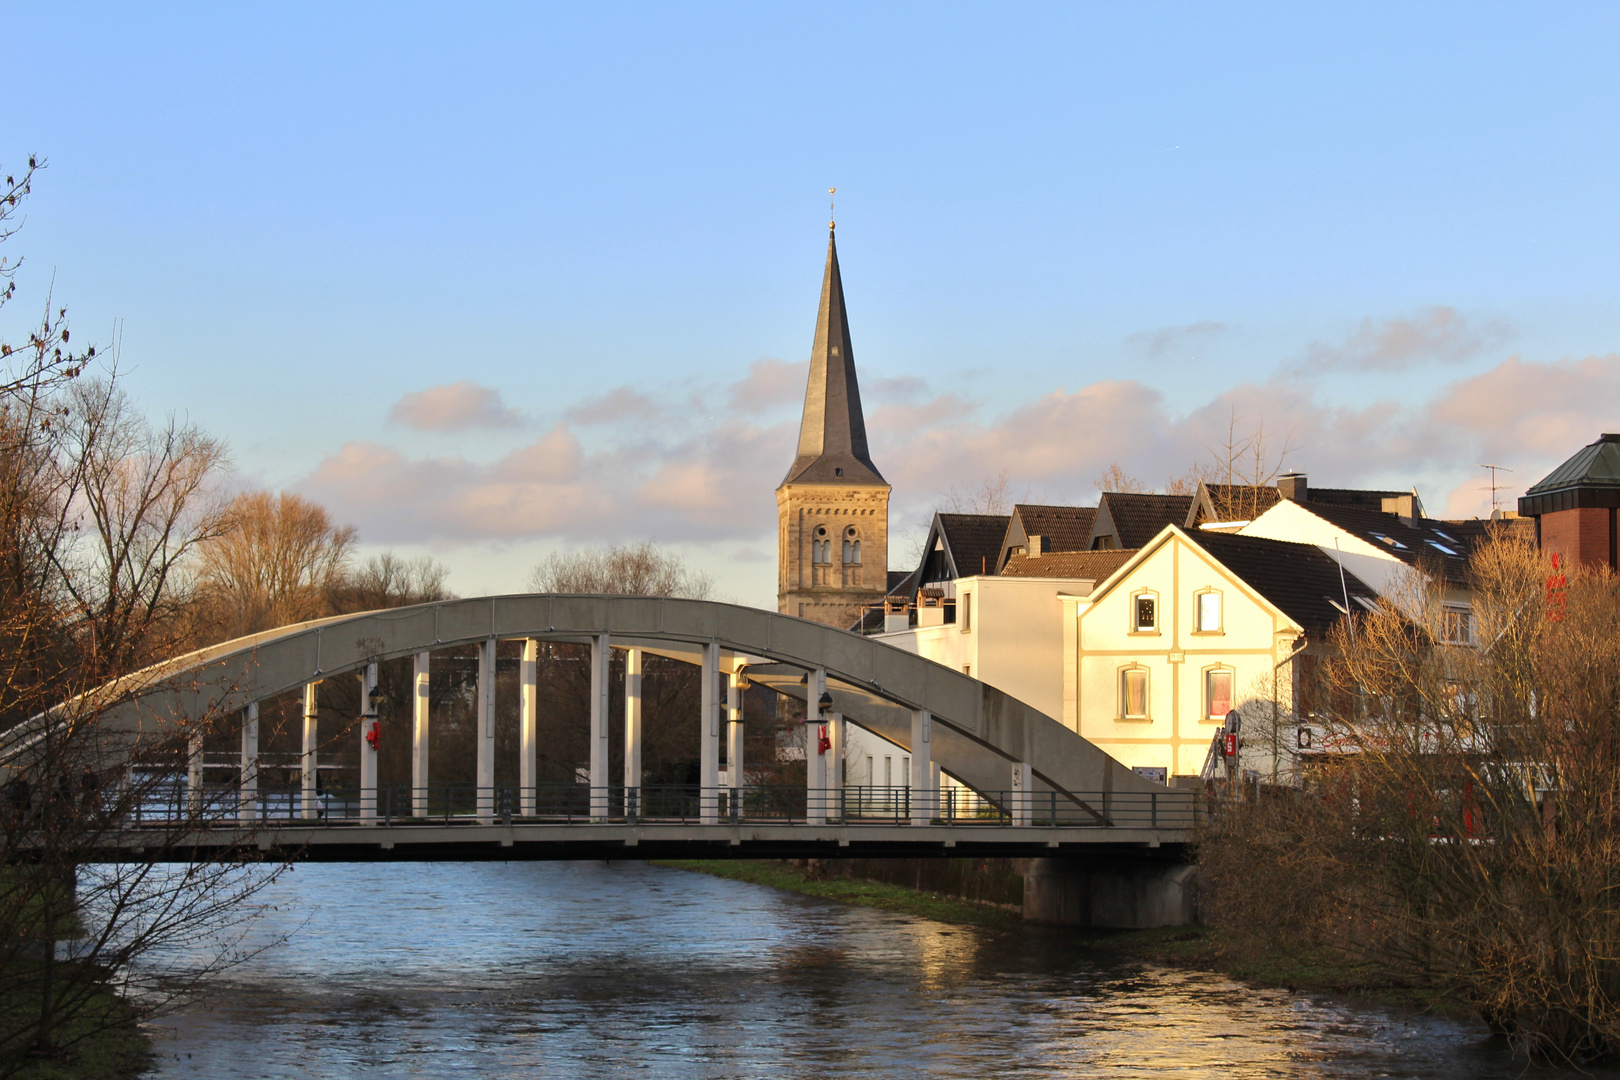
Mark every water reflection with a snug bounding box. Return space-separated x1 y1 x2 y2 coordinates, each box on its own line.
140 862 1601 1078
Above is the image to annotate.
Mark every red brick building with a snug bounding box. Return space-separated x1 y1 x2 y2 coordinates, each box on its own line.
1519 433 1620 571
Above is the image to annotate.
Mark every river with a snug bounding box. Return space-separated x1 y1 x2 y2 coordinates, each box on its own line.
136 861 1592 1078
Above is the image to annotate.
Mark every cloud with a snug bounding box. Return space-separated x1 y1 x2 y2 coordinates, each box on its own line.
727 358 808 412
1302 306 1512 373
565 386 661 426
866 375 928 404
1126 320 1228 359
303 333 1620 560
387 381 523 431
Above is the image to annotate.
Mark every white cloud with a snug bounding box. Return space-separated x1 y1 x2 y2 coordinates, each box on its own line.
387 381 523 431
1302 306 1512 373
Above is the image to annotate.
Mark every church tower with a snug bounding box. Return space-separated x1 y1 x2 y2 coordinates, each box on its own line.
777 225 890 627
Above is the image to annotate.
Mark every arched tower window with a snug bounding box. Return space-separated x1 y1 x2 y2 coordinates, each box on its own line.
843 525 861 565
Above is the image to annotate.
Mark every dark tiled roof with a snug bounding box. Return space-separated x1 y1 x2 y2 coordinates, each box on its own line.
886 569 915 594
938 513 1010 578
1010 504 1097 551
1001 550 1136 581
1288 502 1482 584
1524 433 1620 495
1191 532 1379 637
1094 493 1197 549
1197 483 1282 523
1307 487 1405 510
1520 434 1620 514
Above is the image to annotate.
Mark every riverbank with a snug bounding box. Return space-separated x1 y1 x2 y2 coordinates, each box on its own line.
1 971 151 1080
653 859 1460 1016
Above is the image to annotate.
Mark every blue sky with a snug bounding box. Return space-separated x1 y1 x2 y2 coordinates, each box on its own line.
6 3 1620 606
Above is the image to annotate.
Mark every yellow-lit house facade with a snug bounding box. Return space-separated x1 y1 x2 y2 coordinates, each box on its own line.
1068 525 1377 782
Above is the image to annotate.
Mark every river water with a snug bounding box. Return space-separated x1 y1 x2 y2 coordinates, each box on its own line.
137 861 1592 1079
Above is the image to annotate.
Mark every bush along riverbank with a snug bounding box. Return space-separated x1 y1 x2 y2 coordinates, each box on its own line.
652 859 1459 1017
0 966 152 1080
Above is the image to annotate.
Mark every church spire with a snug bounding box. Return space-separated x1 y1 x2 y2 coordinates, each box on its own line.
781 228 886 487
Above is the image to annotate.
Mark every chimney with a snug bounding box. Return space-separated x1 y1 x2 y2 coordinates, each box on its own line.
1027 535 1044 556
1277 473 1307 502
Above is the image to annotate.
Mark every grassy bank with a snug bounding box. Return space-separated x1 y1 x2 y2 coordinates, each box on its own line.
1 971 151 1080
651 860 1024 931
653 859 1461 1014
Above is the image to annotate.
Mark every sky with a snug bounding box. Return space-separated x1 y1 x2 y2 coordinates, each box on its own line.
5 2 1620 608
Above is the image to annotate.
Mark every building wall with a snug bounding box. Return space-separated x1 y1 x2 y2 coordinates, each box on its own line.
1539 506 1616 571
1075 535 1296 778
777 481 890 627
877 575 1083 723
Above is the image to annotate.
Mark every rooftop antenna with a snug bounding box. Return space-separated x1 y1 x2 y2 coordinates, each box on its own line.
829 187 836 230
1477 463 1513 514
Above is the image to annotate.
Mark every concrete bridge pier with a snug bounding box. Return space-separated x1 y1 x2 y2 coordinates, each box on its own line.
725 670 743 821
519 640 538 815
359 663 379 824
301 682 319 820
908 709 931 825
238 701 258 823
589 634 610 821
700 642 720 824
1021 856 1197 929
413 653 431 815
807 667 827 823
624 647 643 820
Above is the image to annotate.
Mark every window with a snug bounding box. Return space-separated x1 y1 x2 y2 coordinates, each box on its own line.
1120 667 1149 719
1132 592 1157 632
961 592 972 633
1205 668 1234 722
843 526 861 565
1195 591 1221 633
865 755 874 785
884 756 892 786
812 525 831 564
1442 605 1473 645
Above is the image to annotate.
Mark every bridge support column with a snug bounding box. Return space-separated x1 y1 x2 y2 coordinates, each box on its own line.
1011 761 1032 826
589 633 609 821
828 711 844 820
359 663 379 824
910 709 932 825
412 652 430 816
477 639 496 823
807 667 827 824
726 670 743 821
624 647 642 818
520 639 538 816
186 726 204 818
700 642 720 824
239 701 258 823
1022 857 1196 929
301 682 319 820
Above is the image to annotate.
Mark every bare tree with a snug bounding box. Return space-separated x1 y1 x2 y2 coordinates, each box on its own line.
1199 531 1620 1062
334 552 455 613
191 491 357 641
1092 462 1151 495
527 539 713 599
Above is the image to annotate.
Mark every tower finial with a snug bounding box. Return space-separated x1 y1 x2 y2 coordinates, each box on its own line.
829 187 836 230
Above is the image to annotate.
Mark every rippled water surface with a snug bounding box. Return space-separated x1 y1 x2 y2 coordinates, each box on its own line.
139 862 1592 1078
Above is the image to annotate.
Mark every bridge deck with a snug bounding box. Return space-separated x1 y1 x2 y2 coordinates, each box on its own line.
90 821 1191 862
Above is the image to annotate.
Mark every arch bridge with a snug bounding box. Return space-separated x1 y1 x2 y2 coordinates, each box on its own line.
2 595 1196 864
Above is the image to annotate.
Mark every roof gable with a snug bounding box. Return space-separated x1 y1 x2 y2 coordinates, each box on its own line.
1090 493 1197 549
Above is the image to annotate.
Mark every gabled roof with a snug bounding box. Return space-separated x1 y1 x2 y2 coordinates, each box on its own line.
1090 493 1197 549
780 229 886 487
1520 433 1620 514
1190 531 1381 637
1000 550 1136 581
1009 504 1098 550
1189 483 1281 525
913 512 1010 592
1308 486 1408 511
1277 501 1482 584
995 503 1098 572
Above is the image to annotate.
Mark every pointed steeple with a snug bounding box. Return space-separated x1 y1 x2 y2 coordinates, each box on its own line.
781 228 886 487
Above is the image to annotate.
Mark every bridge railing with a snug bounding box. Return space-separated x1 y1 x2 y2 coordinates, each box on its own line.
116 780 1198 830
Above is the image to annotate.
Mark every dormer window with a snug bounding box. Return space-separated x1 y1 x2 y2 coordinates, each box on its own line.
1372 533 1408 550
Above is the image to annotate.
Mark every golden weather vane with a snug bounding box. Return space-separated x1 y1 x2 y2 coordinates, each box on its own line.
829 187 836 230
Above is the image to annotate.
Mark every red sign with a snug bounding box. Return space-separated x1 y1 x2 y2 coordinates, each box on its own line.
1224 732 1238 757
817 724 831 755
364 720 381 750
